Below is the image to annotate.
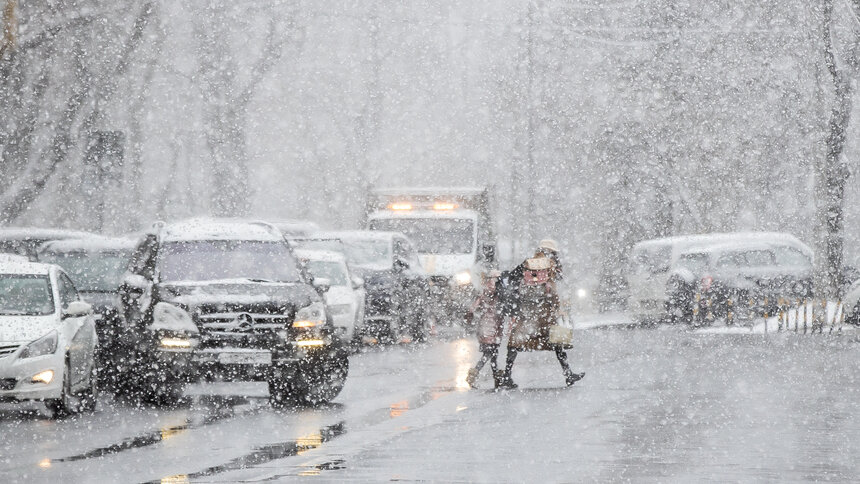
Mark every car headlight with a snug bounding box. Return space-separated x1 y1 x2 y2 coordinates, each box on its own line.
19 331 58 359
293 301 326 328
454 271 472 286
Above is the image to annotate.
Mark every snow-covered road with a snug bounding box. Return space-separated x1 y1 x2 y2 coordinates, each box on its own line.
1 325 859 482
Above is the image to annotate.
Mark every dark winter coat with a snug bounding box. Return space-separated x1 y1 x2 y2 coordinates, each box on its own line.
507 280 560 351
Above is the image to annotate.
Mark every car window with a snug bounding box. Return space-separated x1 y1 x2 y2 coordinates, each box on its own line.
773 246 811 268
57 272 80 308
677 253 709 274
716 252 746 268
304 260 349 286
742 250 775 267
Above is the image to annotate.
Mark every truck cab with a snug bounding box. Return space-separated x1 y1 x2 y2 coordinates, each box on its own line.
365 187 496 327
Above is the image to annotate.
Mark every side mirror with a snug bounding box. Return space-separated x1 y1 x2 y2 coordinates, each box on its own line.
351 275 364 289
312 277 332 293
481 244 496 264
63 301 92 319
393 257 409 272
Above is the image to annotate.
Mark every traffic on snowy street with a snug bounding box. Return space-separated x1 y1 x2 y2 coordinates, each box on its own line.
6 1 860 482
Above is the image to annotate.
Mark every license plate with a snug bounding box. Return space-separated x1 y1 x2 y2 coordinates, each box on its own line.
218 351 271 365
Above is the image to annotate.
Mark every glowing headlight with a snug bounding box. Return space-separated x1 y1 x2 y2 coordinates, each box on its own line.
295 339 325 347
293 302 326 328
454 271 472 286
19 331 58 359
31 370 54 384
576 288 589 300
160 337 193 349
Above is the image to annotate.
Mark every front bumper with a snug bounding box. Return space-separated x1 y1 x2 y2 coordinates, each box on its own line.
148 340 341 382
0 349 63 402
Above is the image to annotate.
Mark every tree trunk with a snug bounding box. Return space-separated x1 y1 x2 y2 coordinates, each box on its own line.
814 0 852 328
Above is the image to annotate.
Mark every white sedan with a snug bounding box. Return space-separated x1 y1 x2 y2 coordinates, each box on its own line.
0 261 98 417
295 250 365 342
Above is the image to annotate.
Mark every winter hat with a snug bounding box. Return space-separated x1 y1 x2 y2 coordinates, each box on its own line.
538 239 559 253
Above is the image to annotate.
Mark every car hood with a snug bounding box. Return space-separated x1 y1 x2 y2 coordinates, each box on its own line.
418 254 474 276
160 280 319 309
0 315 58 345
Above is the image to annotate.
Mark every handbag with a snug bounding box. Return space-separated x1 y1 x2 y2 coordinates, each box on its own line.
548 312 573 346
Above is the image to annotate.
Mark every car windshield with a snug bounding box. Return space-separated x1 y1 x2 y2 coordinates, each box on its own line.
304 260 349 286
158 241 302 283
368 218 474 254
38 251 130 292
0 274 55 316
342 239 391 269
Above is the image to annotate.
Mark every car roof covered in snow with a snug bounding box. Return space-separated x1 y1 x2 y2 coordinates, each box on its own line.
40 235 137 254
159 218 284 243
680 239 813 258
0 227 94 242
633 232 808 254
293 249 347 263
0 260 55 276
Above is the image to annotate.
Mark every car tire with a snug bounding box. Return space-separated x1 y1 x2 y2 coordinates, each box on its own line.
79 364 99 412
46 359 78 418
270 354 349 407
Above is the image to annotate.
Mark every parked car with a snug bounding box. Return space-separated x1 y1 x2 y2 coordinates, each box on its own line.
667 240 814 324
294 249 365 343
113 218 349 406
627 232 811 323
325 231 429 342
36 236 136 385
0 227 94 260
0 260 98 417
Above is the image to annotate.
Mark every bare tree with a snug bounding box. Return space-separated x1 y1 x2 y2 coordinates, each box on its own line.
813 0 857 318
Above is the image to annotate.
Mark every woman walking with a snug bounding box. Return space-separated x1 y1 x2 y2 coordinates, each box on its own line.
466 270 505 389
497 241 584 389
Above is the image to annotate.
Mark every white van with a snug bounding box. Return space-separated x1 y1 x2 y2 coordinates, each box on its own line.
627 232 810 322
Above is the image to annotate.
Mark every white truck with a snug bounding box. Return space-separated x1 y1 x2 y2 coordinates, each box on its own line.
364 187 496 327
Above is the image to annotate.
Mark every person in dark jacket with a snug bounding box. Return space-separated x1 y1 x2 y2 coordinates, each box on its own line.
497 241 584 389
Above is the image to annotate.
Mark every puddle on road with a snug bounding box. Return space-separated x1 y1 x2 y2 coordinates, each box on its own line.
155 421 346 482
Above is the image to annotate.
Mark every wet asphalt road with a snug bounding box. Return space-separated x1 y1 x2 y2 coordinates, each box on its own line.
1 324 859 483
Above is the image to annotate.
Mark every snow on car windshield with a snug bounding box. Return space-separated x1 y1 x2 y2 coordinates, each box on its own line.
39 251 129 292
342 240 391 269
368 218 474 254
158 241 301 283
304 260 348 286
0 274 55 316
